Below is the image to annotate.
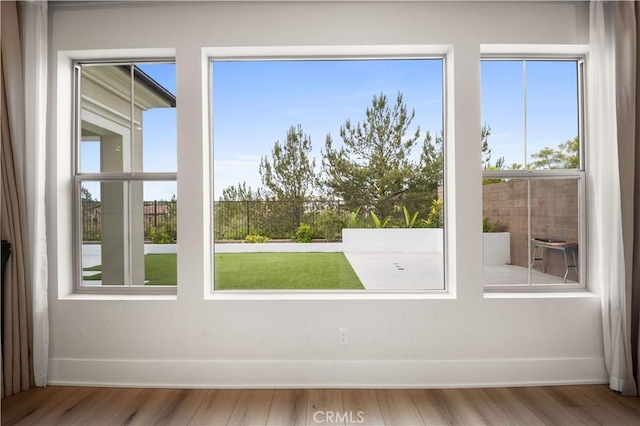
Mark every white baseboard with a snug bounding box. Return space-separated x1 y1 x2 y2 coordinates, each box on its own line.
47 357 608 388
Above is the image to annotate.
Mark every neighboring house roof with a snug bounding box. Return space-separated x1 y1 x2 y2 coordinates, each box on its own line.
143 203 173 215
82 64 176 111
83 203 173 216
126 65 176 108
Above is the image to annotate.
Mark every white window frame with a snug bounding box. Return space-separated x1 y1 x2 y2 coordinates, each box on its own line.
73 59 177 295
481 56 587 292
208 47 450 295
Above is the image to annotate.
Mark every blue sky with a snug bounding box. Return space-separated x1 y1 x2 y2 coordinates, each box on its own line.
481 60 579 167
213 59 443 199
81 59 579 201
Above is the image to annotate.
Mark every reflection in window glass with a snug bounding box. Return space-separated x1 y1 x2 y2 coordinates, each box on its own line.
77 62 177 290
80 181 177 287
79 63 176 173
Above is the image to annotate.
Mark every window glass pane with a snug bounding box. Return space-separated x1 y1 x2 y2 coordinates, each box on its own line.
530 178 579 284
80 137 101 173
483 177 581 286
136 63 177 173
526 61 579 169
481 57 583 289
80 64 133 173
80 182 102 286
80 181 177 287
483 178 530 285
81 181 128 286
79 63 176 173
133 181 177 286
481 60 525 170
212 59 444 291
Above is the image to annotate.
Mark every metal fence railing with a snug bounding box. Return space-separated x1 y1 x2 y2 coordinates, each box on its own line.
82 200 178 243
82 198 447 243
213 199 346 240
82 199 349 242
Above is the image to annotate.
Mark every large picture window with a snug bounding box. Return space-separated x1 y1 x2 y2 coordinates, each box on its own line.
481 58 585 290
211 58 445 291
74 62 177 292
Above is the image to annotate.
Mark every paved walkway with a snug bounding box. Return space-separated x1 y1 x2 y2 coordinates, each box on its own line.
345 252 444 290
483 263 578 285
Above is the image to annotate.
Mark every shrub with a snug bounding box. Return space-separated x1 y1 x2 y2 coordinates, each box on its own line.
482 217 500 232
295 223 313 243
422 199 444 228
345 207 361 228
83 231 100 242
150 226 175 244
402 206 420 228
316 209 345 240
370 212 391 228
245 234 269 243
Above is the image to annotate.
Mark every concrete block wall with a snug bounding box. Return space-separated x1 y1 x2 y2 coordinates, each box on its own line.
483 179 579 281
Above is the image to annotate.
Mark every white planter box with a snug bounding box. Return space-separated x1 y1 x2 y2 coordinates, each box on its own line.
144 244 177 254
483 232 511 265
342 228 443 253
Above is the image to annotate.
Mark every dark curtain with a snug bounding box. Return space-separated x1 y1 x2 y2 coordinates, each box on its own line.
614 0 640 397
1 0 35 398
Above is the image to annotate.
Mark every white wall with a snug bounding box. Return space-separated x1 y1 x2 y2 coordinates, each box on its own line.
47 1 606 387
342 229 444 253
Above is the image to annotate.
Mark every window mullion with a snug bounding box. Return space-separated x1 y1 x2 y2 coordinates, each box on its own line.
527 178 532 286
127 65 135 287
577 60 586 171
523 59 528 169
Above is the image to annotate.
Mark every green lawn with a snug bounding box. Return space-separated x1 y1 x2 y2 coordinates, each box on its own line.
83 254 177 285
84 252 364 289
215 252 364 290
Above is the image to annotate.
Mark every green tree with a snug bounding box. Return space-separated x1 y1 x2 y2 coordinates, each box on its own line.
219 181 264 201
322 92 422 218
403 130 444 213
529 136 579 169
529 147 558 169
480 124 508 185
259 125 317 201
81 186 95 202
481 124 504 170
259 125 318 233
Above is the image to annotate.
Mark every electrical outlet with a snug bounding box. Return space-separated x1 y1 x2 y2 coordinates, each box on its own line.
338 327 348 345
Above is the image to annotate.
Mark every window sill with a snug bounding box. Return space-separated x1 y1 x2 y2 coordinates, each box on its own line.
483 290 599 299
205 290 454 301
60 294 178 301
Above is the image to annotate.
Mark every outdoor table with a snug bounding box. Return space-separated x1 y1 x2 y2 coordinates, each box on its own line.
530 237 578 283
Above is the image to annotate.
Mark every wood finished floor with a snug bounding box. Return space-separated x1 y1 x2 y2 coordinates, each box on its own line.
2 385 640 425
